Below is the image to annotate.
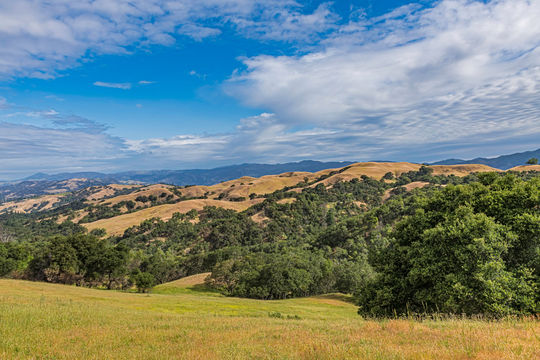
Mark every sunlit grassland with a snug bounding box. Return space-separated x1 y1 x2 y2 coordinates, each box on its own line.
0 279 538 359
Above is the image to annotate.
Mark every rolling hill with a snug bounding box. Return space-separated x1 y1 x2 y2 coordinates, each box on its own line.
5 147 538 203
1 161 526 237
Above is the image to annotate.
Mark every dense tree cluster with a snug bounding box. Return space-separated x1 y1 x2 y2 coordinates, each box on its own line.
357 174 539 316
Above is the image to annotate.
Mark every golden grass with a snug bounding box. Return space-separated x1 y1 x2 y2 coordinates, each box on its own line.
84 199 264 235
93 184 175 206
509 165 540 172
315 162 423 185
251 211 270 224
80 162 504 235
0 279 537 360
86 184 141 202
159 272 211 287
0 194 64 213
1 162 510 217
178 173 314 200
429 164 501 176
277 198 296 204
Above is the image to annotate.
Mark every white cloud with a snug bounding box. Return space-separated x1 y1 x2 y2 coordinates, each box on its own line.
178 24 221 41
0 0 336 79
229 2 339 42
227 0 540 153
189 70 207 79
138 80 155 85
93 81 132 90
0 106 126 178
45 94 65 101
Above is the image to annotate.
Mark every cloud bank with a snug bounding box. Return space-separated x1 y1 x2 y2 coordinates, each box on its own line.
226 0 540 157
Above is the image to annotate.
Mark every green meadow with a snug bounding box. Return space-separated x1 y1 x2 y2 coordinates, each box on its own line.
0 278 538 360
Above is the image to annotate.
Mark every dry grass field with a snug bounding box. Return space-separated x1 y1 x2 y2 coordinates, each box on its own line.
509 165 540 172
0 278 538 360
0 194 64 213
84 198 264 235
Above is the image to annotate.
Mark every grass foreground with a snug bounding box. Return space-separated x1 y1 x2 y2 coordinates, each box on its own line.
0 278 538 359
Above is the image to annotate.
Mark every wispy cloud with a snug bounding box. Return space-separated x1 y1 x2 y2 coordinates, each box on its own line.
44 94 65 102
226 0 540 156
138 80 155 85
0 0 335 79
189 70 207 79
178 24 221 41
93 81 132 90
0 103 125 178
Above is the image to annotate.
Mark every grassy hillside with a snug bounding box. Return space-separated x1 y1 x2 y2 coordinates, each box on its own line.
85 198 263 235
1 279 538 360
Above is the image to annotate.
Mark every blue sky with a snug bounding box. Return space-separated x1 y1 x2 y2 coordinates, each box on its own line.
0 0 539 179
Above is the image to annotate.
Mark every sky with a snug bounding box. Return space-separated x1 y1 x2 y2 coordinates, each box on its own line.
0 0 539 179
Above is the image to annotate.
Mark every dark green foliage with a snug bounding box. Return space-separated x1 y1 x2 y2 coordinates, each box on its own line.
526 158 538 165
206 249 336 299
27 234 129 287
0 242 30 277
357 175 540 317
132 271 156 293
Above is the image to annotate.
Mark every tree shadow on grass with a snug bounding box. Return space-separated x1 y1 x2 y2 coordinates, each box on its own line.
310 293 356 304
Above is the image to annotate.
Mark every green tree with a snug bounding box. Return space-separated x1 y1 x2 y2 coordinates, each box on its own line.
132 271 156 293
526 158 538 165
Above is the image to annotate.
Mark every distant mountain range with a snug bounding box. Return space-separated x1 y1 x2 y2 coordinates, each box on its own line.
0 178 113 203
16 148 540 186
2 149 538 203
21 160 355 185
431 148 540 170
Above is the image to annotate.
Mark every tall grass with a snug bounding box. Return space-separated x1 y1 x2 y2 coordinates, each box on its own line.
0 279 538 359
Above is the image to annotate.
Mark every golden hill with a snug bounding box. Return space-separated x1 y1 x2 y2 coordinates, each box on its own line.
85 198 263 235
2 162 503 218
0 184 140 214
0 194 64 213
